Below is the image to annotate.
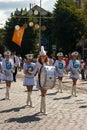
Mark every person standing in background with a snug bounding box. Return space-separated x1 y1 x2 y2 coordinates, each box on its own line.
80 60 85 80
11 51 20 82
84 60 87 80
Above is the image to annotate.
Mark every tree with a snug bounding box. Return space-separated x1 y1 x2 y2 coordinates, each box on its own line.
0 28 5 54
41 12 54 55
53 0 85 54
4 8 38 57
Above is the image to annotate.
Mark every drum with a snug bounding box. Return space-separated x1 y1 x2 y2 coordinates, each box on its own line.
39 66 56 90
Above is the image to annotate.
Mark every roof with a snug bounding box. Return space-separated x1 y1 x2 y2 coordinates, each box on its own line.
31 5 48 16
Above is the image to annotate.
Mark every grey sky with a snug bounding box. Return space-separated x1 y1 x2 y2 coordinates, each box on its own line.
0 0 57 27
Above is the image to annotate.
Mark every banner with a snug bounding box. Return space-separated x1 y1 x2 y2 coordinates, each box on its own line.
12 27 25 46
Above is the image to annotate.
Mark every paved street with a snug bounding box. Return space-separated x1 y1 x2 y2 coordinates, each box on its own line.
0 71 87 130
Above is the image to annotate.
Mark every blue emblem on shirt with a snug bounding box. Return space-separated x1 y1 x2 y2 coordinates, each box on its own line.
58 62 63 69
27 65 34 72
6 61 12 70
73 61 79 69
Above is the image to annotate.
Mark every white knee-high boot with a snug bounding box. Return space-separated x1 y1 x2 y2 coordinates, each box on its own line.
71 85 74 95
43 96 47 115
59 80 62 93
5 87 10 99
29 92 33 107
26 91 29 105
74 85 77 97
40 96 44 112
26 92 32 107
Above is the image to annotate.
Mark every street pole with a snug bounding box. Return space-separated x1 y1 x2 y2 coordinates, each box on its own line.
39 0 41 50
82 38 84 59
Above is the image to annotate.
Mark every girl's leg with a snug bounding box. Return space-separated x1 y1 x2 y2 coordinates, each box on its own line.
5 81 11 99
58 77 63 93
40 88 47 115
72 79 77 97
26 86 33 107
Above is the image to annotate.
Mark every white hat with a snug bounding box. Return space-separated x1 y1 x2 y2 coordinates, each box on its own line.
71 51 78 56
57 52 63 57
25 54 33 59
39 46 46 56
81 59 84 62
4 51 11 56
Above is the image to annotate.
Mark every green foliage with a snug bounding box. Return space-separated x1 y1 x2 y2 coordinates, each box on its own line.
41 12 54 55
53 0 85 54
0 28 5 54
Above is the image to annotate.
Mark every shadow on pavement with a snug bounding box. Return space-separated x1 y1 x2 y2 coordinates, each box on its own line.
53 95 71 100
0 98 6 101
0 87 4 89
5 112 41 123
47 92 57 96
0 106 26 113
79 105 87 108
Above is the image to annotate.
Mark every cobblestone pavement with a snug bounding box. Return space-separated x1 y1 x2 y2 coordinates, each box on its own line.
0 71 87 130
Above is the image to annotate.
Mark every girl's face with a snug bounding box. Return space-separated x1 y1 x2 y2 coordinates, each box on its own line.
27 58 32 64
72 55 77 60
58 56 63 61
5 55 10 60
40 55 46 63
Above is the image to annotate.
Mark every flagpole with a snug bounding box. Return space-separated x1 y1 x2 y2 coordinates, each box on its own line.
39 0 41 50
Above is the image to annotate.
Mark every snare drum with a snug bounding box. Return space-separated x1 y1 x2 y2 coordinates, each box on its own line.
39 66 56 90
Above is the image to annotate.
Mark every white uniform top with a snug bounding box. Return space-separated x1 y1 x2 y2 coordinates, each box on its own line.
2 58 14 74
2 58 14 81
54 60 66 77
67 59 80 79
23 62 35 78
23 62 36 86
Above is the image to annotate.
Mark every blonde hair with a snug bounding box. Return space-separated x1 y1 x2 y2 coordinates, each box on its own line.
38 55 49 65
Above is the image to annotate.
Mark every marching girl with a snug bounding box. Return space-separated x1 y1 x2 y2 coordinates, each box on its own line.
34 46 49 115
23 54 35 107
67 51 80 97
54 52 66 93
2 51 14 99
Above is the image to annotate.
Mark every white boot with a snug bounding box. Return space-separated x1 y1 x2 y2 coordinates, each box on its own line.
26 92 29 105
40 96 44 112
71 86 74 96
26 92 33 107
5 87 10 99
59 80 63 93
43 97 48 115
56 81 60 93
74 85 77 97
29 92 33 107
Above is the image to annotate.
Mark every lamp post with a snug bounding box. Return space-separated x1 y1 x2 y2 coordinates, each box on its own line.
39 0 42 50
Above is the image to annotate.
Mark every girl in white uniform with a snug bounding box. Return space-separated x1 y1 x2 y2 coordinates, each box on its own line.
35 46 49 115
23 54 35 107
54 52 66 93
67 51 80 96
2 51 14 99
